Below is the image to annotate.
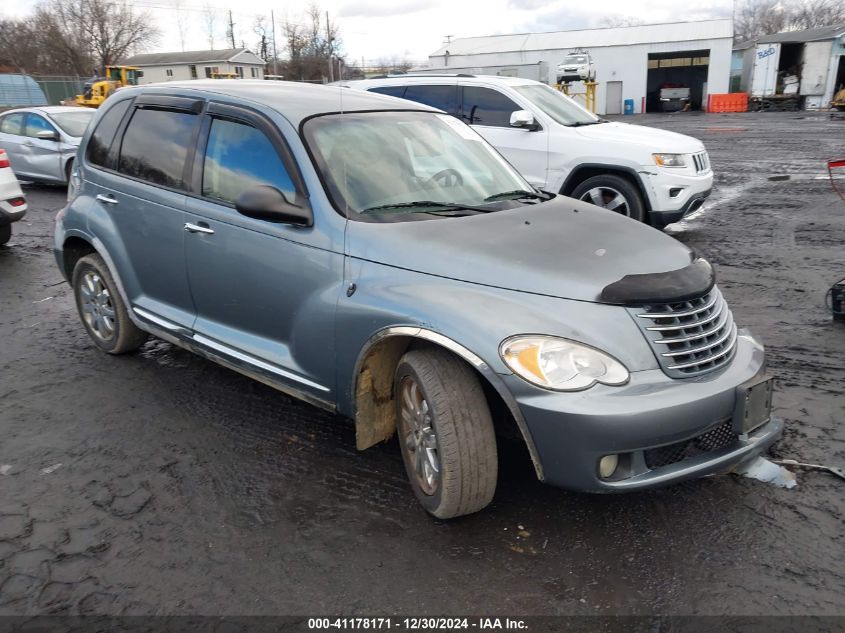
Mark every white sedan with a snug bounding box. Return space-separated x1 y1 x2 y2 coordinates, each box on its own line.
0 106 95 185
0 148 27 245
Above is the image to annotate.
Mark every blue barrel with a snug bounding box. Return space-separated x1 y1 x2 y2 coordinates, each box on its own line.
623 99 634 115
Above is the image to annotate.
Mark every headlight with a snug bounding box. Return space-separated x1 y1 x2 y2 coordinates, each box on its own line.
500 336 629 391
653 153 686 168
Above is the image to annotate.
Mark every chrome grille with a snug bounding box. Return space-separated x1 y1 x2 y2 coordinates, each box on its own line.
692 151 710 173
628 286 737 379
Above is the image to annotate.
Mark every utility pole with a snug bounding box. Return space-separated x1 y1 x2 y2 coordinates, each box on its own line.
326 10 333 83
444 35 453 45
227 10 236 49
271 9 279 76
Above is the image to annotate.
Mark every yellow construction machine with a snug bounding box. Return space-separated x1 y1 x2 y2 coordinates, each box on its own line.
832 87 845 111
211 71 239 79
75 66 143 108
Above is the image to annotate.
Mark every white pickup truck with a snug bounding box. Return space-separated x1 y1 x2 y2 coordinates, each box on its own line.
342 75 713 228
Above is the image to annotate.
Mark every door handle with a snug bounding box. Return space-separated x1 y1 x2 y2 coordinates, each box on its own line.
96 194 118 205
184 222 214 235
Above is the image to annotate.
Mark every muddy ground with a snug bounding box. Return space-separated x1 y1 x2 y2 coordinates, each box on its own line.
1 111 844 618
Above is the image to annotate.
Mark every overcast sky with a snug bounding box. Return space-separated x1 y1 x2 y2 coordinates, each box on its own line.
1 0 735 64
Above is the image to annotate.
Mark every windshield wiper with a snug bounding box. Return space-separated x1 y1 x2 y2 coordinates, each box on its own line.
566 121 602 127
361 200 495 215
484 189 546 202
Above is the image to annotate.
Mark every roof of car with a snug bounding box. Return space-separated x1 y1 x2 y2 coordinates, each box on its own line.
342 75 539 88
1 105 95 116
120 79 437 126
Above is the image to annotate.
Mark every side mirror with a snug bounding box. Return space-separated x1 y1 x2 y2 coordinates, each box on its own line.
510 110 539 131
36 130 59 141
235 185 312 226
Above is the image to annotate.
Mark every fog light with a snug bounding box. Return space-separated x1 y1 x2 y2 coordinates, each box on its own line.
669 188 683 198
599 454 619 479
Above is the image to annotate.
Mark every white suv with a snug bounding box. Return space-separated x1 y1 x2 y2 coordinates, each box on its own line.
0 149 27 245
342 75 713 228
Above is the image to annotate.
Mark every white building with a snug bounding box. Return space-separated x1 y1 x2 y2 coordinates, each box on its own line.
427 20 734 114
122 48 265 84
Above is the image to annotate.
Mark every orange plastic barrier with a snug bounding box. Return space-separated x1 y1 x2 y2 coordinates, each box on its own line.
706 93 749 113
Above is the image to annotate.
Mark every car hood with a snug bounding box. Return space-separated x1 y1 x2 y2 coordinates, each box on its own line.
573 121 703 153
346 196 696 304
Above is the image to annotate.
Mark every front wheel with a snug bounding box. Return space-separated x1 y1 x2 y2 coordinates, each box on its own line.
0 224 10 246
394 349 498 519
570 174 645 222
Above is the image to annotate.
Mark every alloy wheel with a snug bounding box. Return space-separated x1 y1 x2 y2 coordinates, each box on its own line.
398 375 440 496
579 186 630 216
79 271 116 342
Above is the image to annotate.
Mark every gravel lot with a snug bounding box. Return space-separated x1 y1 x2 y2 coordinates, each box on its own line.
1 111 844 618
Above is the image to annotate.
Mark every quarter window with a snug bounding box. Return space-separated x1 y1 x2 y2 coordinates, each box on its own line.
403 85 457 115
202 118 295 205
118 107 199 189
0 112 25 135
461 86 521 127
86 98 131 167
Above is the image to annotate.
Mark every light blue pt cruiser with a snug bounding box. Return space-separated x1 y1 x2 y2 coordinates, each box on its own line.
54 81 782 518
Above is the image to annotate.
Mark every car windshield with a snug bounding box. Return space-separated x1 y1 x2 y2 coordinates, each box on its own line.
563 55 588 65
303 111 532 217
512 84 600 126
50 110 95 137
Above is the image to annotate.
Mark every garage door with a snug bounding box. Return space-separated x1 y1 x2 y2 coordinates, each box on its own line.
646 50 710 112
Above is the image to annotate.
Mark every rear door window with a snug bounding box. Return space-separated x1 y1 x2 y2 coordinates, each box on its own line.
0 113 25 136
117 107 200 189
403 85 458 115
369 86 406 98
201 117 295 205
86 99 131 168
461 86 521 128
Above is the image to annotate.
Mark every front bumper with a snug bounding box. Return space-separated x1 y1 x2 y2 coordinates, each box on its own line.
643 164 713 227
508 331 782 492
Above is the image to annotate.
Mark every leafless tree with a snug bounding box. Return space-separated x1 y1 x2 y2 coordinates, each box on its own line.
734 0 845 42
0 0 156 75
202 2 217 50
598 15 644 28
174 0 189 52
278 4 345 81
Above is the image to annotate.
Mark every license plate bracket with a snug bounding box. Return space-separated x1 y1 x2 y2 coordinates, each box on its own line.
733 375 774 434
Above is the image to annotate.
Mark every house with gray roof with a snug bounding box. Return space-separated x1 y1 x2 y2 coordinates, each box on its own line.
122 48 265 84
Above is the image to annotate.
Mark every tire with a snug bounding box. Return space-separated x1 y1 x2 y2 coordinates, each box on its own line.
0 224 10 246
570 173 646 222
72 253 148 354
393 348 498 519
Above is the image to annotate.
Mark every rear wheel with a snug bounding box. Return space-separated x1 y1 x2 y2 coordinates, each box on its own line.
394 349 498 519
570 174 645 222
0 224 10 246
72 254 148 354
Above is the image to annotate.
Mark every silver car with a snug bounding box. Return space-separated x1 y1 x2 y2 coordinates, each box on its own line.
0 106 95 185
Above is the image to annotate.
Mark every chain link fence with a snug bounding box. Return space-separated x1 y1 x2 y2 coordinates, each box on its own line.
33 75 86 105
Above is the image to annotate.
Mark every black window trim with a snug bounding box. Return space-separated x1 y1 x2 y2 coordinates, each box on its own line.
109 97 205 194
188 101 309 210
